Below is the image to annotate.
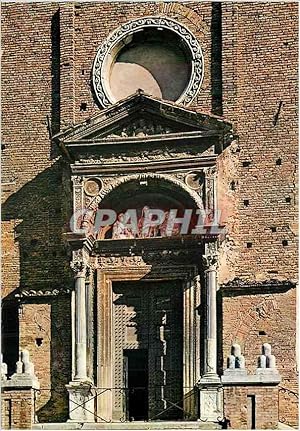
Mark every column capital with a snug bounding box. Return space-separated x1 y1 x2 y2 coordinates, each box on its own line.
202 242 218 271
70 247 91 278
70 260 92 279
71 175 83 186
70 260 86 277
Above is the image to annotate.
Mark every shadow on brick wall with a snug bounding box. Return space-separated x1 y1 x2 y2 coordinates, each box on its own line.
2 159 72 421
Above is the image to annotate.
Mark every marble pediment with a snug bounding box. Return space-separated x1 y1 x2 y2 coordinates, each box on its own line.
53 91 233 162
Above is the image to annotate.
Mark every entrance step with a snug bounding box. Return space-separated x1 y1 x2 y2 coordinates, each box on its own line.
33 421 222 430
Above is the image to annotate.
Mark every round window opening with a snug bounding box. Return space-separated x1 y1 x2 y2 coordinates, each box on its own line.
93 17 204 108
110 29 191 102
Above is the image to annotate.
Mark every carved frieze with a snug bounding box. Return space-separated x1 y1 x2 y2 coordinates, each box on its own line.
98 255 146 268
14 288 71 298
106 118 174 138
77 145 213 165
97 248 200 269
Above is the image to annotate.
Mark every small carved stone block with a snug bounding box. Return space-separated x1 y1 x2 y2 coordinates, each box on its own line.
84 178 103 197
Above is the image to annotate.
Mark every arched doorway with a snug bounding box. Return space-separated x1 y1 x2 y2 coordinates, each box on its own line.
95 177 203 422
96 175 205 240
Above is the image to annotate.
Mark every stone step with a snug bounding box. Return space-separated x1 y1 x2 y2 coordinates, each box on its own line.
278 422 298 430
32 421 221 430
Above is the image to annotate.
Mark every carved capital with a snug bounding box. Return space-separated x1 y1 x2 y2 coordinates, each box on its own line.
70 260 86 277
70 248 91 277
71 175 83 186
202 242 218 271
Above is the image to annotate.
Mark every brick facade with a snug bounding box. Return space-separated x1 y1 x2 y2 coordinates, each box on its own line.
1 2 298 429
1 388 36 429
223 386 279 429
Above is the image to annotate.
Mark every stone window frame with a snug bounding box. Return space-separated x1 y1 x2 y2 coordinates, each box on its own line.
92 16 204 108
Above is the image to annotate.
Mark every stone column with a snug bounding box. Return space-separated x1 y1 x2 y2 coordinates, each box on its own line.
66 258 95 423
74 264 88 380
203 258 218 378
198 242 223 423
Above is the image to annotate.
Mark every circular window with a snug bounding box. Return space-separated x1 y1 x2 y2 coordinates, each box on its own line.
93 17 204 108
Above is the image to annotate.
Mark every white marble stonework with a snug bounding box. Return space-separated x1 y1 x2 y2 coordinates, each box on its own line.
199 387 223 422
66 382 95 422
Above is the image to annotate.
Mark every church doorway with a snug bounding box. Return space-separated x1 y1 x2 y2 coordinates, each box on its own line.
123 349 148 421
113 280 183 421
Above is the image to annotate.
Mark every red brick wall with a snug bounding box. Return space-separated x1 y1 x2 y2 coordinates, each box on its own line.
221 288 298 427
1 1 298 426
223 386 279 429
218 3 298 427
219 2 298 282
1 389 35 429
1 3 72 420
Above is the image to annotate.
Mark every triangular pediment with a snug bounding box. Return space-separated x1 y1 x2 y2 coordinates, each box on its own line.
55 91 231 141
53 91 233 161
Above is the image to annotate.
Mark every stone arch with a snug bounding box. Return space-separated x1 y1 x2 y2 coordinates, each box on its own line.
157 2 210 36
81 173 204 239
98 173 204 210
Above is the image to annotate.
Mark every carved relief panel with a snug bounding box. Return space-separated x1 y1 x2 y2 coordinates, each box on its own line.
71 171 217 238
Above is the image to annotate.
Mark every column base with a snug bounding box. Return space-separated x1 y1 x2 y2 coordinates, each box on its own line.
66 381 95 422
198 375 223 423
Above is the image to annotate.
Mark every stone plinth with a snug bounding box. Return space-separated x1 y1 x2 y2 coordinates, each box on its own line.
198 382 223 423
1 350 40 429
66 382 95 422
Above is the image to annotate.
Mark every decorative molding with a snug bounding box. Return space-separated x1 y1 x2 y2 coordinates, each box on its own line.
92 16 204 108
98 172 204 209
220 278 296 295
14 288 71 298
83 177 103 197
202 241 218 271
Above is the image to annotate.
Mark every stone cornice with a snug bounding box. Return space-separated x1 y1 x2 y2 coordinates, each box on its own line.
220 278 296 296
94 235 218 255
53 91 232 143
14 288 71 298
65 130 221 146
70 155 218 175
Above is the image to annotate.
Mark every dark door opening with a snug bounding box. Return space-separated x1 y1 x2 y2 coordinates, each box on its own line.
124 349 148 421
